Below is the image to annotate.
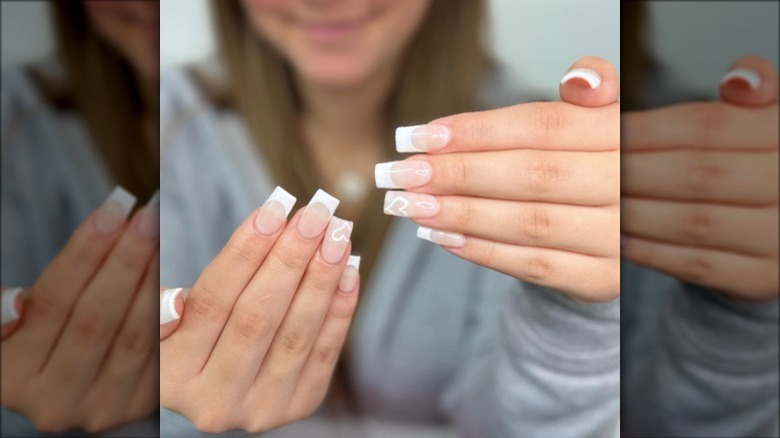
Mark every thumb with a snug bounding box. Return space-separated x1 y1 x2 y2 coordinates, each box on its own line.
559 56 620 107
1 287 25 340
719 56 778 107
160 287 186 340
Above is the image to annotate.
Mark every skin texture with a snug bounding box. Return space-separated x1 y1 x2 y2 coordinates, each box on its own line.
621 56 779 301
83 1 160 81
160 206 359 433
390 57 621 302
1 204 159 433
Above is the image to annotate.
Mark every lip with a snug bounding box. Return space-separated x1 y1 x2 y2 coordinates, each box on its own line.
302 20 363 44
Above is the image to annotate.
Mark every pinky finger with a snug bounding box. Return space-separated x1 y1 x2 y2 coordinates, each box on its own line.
622 236 778 301
1 287 26 340
286 257 360 422
421 229 619 302
160 288 187 340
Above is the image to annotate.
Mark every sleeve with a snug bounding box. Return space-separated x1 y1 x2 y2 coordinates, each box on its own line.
441 279 620 438
623 280 779 437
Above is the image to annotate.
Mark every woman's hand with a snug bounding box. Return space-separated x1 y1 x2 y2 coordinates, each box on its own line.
621 56 779 301
160 188 360 434
376 57 620 302
1 188 159 433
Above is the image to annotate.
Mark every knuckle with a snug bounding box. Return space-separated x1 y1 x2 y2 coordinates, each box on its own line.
116 327 155 358
191 409 231 434
185 288 221 320
681 253 715 283
271 244 305 274
32 411 72 434
525 157 565 194
690 104 728 144
111 243 149 272
679 206 716 243
233 309 274 344
71 309 112 344
524 255 553 283
684 153 725 195
279 329 308 355
463 116 489 147
314 344 340 366
520 207 552 241
26 292 64 320
531 104 566 140
451 199 475 229
437 156 470 192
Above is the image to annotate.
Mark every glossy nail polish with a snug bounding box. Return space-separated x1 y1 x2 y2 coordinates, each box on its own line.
160 288 183 325
254 186 297 235
374 160 432 189
137 190 160 239
560 68 602 89
321 217 353 264
720 68 761 89
395 124 451 153
383 191 439 218
339 256 361 293
416 226 465 248
95 186 136 234
298 189 340 239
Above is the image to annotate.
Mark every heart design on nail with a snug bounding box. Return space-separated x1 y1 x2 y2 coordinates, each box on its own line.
331 221 353 242
384 197 409 216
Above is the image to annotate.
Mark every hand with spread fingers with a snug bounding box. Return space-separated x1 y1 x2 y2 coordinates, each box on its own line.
1 188 159 434
376 56 620 302
621 56 779 301
160 188 361 434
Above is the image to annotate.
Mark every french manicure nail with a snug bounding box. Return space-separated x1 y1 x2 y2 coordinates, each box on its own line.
396 124 451 153
383 191 439 218
137 190 160 239
560 68 602 89
298 189 340 239
95 186 136 234
160 288 183 324
720 68 761 89
416 226 465 248
375 160 432 189
1 287 23 324
321 217 353 264
255 186 297 235
339 256 361 293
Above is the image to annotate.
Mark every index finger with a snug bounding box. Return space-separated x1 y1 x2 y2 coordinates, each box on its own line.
395 102 618 154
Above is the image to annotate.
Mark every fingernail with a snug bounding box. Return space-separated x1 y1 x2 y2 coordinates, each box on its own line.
95 186 136 234
375 160 432 189
160 288 183 324
137 190 160 239
720 68 761 89
298 189 339 239
1 287 23 325
396 124 451 153
383 191 439 218
416 226 465 248
338 256 361 293
560 68 602 89
321 217 353 264
255 186 297 235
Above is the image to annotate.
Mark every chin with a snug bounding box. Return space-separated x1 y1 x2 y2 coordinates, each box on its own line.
300 61 373 90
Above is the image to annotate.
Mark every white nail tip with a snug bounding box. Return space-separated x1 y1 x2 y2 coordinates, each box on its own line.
720 68 761 89
416 226 433 242
266 186 297 216
310 189 340 215
347 255 361 270
396 125 423 152
160 288 183 325
1 287 23 324
560 68 602 89
106 186 137 216
375 162 399 189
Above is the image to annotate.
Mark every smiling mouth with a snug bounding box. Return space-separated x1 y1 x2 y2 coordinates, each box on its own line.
303 20 363 43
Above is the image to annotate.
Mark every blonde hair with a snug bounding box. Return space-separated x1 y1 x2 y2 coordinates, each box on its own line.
29 1 158 203
202 0 491 282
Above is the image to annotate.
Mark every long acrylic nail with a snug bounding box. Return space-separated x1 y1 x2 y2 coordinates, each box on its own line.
1 287 23 325
95 186 136 234
396 124 451 153
255 186 297 235
137 190 160 239
338 256 361 293
416 226 465 248
321 217 353 264
720 68 761 89
160 288 183 324
375 160 432 189
560 68 602 89
298 189 340 239
383 191 439 218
